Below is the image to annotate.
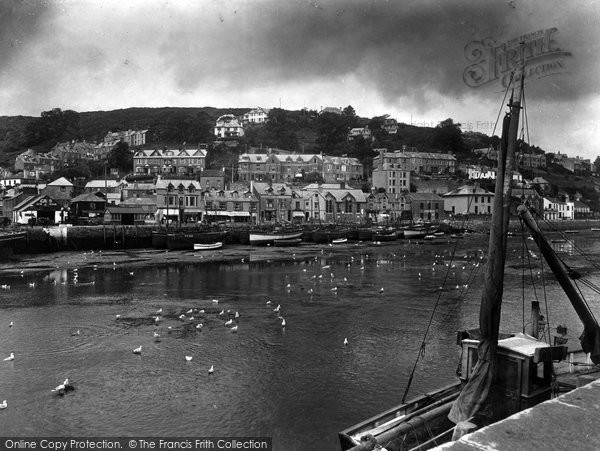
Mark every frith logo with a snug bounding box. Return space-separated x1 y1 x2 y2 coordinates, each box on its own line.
463 28 571 88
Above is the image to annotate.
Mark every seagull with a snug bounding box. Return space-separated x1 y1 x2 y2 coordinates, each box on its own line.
235 311 240 319
344 338 348 346
185 355 193 362
153 331 160 340
156 308 163 315
9 321 13 327
115 314 121 319
196 323 203 329
71 330 80 336
281 318 286 327
51 379 69 393
273 305 281 312
186 309 193 314
224 319 233 326
155 316 160 323
208 365 214 375
230 325 238 332
266 300 271 305
28 282 36 288
0 400 6 409
219 310 225 316
129 272 134 276
4 352 14 361
198 309 205 314
179 314 186 320
212 299 219 304
132 346 142 354
380 287 384 293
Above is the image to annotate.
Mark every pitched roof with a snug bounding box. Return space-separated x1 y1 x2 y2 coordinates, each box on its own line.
47 177 73 186
71 193 107 203
443 185 494 196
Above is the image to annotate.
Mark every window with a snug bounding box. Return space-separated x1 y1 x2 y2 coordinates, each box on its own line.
326 199 333 213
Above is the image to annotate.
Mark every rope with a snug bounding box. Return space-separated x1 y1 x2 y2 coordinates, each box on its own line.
400 75 516 404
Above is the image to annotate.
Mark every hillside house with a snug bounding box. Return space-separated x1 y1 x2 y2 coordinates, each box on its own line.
214 114 244 138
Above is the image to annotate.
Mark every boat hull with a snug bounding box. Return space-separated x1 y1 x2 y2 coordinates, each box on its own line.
273 238 302 247
193 242 223 250
249 231 303 245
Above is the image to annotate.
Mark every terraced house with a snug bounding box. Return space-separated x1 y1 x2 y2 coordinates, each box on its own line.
133 146 206 176
237 152 363 183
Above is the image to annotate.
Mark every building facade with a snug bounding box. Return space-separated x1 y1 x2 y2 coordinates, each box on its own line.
443 185 494 215
214 114 244 138
372 149 411 194
242 107 270 124
133 147 206 176
238 153 363 184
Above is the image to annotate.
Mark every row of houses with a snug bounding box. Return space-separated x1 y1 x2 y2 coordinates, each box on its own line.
2 170 591 227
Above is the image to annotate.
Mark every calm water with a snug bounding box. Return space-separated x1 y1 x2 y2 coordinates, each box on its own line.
1 233 599 450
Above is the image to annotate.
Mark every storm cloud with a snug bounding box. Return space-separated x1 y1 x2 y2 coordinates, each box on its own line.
1 0 599 157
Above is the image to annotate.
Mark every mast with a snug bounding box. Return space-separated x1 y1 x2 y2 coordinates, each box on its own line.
449 73 523 426
518 205 600 363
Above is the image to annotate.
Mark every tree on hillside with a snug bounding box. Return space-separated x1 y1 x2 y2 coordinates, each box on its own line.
24 108 80 146
315 110 355 152
343 105 356 118
430 118 469 159
594 156 600 171
107 140 133 173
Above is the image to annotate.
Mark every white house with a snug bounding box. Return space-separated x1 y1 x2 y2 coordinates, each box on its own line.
443 185 494 215
214 114 244 138
543 196 574 220
242 107 270 124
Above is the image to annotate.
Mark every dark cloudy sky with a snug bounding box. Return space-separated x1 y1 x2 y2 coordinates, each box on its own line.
1 0 599 159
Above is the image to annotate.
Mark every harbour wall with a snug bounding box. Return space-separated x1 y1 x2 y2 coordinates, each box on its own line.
3 218 600 255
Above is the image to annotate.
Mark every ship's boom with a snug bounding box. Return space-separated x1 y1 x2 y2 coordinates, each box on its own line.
517 204 600 364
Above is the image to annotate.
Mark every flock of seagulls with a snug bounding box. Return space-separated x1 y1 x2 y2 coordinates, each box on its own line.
0 241 496 413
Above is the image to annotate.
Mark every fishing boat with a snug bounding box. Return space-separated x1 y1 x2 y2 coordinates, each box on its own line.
273 238 303 247
151 230 168 249
193 242 223 251
332 237 348 244
312 228 348 244
402 227 427 239
372 228 397 242
339 72 600 450
0 230 27 245
249 229 303 246
167 230 229 250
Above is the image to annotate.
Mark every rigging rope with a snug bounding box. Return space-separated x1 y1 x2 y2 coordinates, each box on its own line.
400 75 516 403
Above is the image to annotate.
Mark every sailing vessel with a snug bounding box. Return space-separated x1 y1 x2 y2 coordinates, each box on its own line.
339 73 600 450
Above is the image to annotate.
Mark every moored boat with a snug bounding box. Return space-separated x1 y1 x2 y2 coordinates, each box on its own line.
312 228 348 244
249 229 303 246
331 237 348 244
273 238 302 247
151 230 168 249
194 242 223 250
372 228 397 241
339 70 600 450
403 227 427 239
167 230 229 250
